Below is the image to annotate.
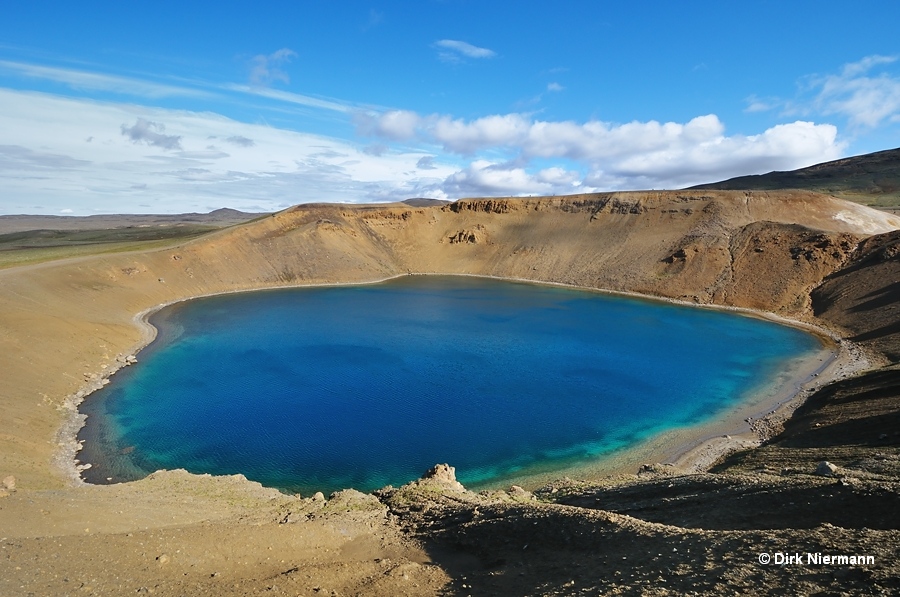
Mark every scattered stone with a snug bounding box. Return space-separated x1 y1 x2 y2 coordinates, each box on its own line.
156 554 170 565
2 475 15 491
815 461 839 477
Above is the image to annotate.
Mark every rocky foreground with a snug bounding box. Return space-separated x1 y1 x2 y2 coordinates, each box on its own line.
2 455 897 596
1 192 899 595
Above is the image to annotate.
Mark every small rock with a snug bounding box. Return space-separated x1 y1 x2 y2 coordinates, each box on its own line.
815 461 839 477
156 554 170 565
2 475 15 491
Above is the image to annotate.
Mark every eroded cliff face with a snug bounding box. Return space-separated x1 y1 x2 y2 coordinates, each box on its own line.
813 229 900 362
196 190 889 317
1 190 899 489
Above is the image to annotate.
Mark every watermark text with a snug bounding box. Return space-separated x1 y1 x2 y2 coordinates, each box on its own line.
758 552 874 566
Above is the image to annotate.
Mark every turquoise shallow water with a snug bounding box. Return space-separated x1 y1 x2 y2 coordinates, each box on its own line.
78 276 822 494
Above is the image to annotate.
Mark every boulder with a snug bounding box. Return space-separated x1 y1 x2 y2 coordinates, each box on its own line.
421 463 465 491
509 485 532 500
815 461 839 476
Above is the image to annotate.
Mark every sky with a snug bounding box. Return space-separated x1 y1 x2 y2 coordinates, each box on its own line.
1 1 899 215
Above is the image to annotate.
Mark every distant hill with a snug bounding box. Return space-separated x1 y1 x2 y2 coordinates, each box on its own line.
0 208 268 234
689 147 900 210
402 198 451 207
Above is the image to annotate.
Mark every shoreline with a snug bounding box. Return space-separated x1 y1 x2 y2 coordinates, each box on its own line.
461 336 854 492
61 272 872 493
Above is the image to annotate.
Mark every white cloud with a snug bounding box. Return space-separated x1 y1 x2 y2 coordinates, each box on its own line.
0 59 210 99
840 55 897 78
416 156 437 170
0 88 458 214
433 114 532 154
223 83 356 114
444 160 553 195
523 115 728 161
442 160 584 197
361 109 421 140
248 48 298 86
0 57 372 117
224 135 255 147
811 55 900 128
744 94 778 113
362 143 388 156
360 108 844 195
0 144 90 170
0 52 859 213
121 118 183 150
433 40 496 63
607 121 842 187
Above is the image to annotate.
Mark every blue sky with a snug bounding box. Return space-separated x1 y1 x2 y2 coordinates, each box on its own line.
1 1 899 214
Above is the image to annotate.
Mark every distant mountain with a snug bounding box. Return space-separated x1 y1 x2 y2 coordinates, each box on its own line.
402 198 451 207
689 147 900 210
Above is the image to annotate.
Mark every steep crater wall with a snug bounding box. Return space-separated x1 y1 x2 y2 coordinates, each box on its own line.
1 190 899 489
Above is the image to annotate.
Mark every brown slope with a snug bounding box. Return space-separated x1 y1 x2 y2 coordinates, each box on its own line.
690 147 900 209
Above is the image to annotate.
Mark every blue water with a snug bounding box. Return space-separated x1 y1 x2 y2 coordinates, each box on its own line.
78 276 822 494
